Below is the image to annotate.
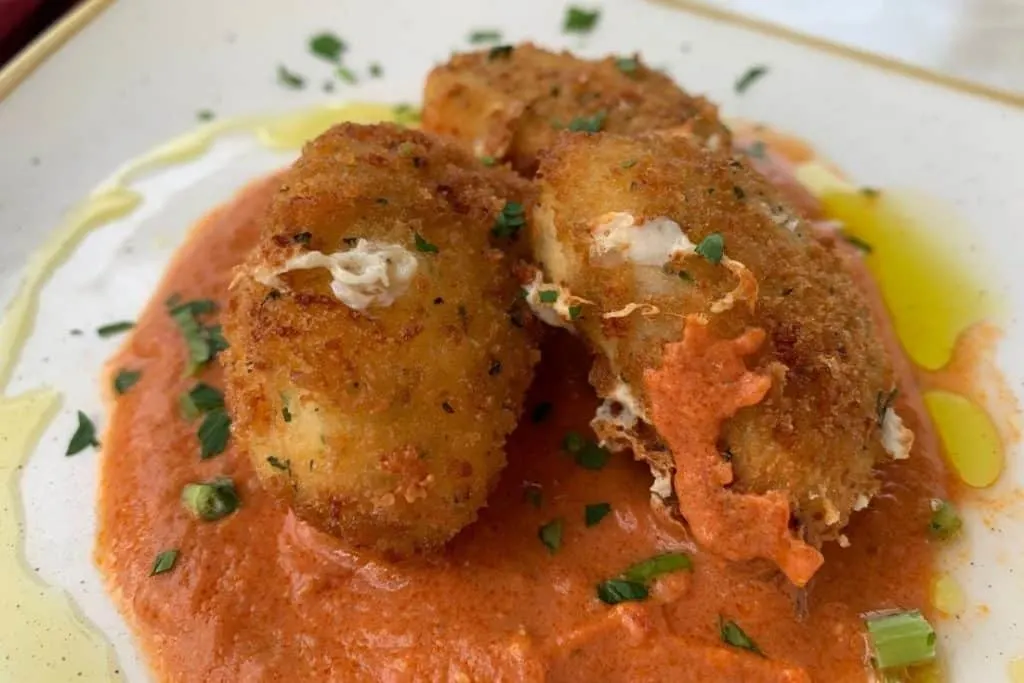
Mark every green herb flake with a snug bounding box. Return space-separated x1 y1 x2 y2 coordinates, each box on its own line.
567 110 607 133
745 140 767 158
492 201 526 238
564 6 601 33
197 410 231 459
695 233 725 265
309 32 346 62
597 578 648 605
678 270 694 283
720 617 763 656
150 549 178 576
336 66 357 85
568 304 583 320
488 45 514 61
196 109 215 122
167 298 227 375
861 186 881 198
575 441 611 470
585 502 612 527
185 383 224 413
97 321 134 338
531 401 553 423
620 158 638 169
842 233 874 254
562 431 586 454
66 411 99 456
267 455 290 471
524 484 543 508
113 369 142 395
181 476 239 521
480 155 497 167
469 29 502 44
538 290 559 304
538 518 564 553
623 552 693 582
414 232 439 253
734 65 769 94
368 62 383 78
928 499 962 540
615 56 638 75
393 104 421 125
277 64 306 89
282 405 292 423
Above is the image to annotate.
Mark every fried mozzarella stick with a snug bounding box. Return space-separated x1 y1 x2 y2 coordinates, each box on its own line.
223 124 539 556
529 132 912 586
423 43 729 175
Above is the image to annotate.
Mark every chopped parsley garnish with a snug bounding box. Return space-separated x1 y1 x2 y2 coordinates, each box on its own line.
167 297 228 375
563 6 601 33
492 201 526 238
745 140 767 158
414 232 439 253
185 383 224 413
469 29 502 44
842 233 874 253
524 484 543 508
614 56 638 75
568 304 583 320
96 321 134 338
267 455 290 471
282 405 292 423
480 155 497 167
196 109 215 122
597 578 648 605
622 552 692 582
368 62 383 78
150 549 178 576
531 401 553 423
928 499 962 540
277 65 306 89
181 476 239 521
113 369 141 395
336 66 357 84
538 290 559 304
488 45 514 61
720 617 764 655
876 388 899 425
538 518 564 553
734 64 769 94
309 32 346 62
567 110 606 133
66 411 99 456
575 441 610 470
861 186 881 198
197 409 231 459
585 502 611 527
293 231 312 245
620 158 638 169
695 233 725 264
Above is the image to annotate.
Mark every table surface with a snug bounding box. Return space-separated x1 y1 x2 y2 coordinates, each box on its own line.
693 0 1024 96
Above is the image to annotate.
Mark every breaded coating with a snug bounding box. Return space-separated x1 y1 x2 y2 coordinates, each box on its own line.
223 123 539 556
530 132 905 583
422 43 729 175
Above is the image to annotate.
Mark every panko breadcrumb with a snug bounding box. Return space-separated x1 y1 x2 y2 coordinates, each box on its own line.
222 123 540 556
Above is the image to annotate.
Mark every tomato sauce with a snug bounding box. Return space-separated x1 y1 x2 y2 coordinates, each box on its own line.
96 172 949 682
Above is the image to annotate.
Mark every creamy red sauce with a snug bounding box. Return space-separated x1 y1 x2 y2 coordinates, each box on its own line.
96 175 950 682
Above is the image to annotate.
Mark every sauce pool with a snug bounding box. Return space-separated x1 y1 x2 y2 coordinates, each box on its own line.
96 172 950 682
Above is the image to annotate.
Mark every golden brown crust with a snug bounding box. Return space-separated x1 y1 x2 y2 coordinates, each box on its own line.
532 131 893 544
222 123 540 555
422 43 730 175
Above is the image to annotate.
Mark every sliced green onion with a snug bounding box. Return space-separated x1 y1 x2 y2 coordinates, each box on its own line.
928 499 962 540
181 477 239 521
865 610 937 670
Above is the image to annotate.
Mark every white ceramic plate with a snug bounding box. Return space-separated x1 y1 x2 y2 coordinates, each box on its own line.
1 1 1022 681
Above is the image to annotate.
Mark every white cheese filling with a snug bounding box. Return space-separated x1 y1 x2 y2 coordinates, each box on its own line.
881 407 914 460
521 271 589 329
592 381 647 432
254 239 418 310
590 212 695 267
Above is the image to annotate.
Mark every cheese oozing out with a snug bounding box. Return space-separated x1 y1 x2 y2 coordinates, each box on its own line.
254 239 418 310
881 406 914 460
590 212 695 267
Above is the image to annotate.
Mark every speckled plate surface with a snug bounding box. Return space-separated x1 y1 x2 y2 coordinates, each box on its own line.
1 1 1022 681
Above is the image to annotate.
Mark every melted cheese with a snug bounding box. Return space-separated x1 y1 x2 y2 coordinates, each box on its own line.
521 271 588 329
881 407 914 460
254 240 418 310
590 212 694 267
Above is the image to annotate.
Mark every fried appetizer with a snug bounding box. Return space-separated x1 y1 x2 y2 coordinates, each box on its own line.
422 43 729 175
529 132 911 586
223 123 539 556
